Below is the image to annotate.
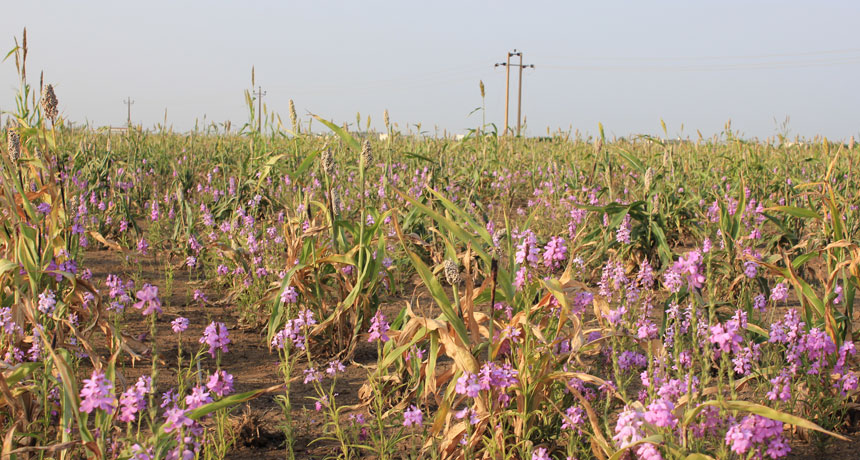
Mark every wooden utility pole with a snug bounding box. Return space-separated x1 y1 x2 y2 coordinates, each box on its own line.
495 50 534 136
124 97 134 127
253 86 266 132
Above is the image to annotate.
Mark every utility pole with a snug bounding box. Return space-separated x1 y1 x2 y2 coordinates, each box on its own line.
124 97 134 127
495 49 534 136
253 86 266 133
495 52 513 136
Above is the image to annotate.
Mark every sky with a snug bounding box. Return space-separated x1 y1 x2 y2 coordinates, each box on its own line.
1 1 858 140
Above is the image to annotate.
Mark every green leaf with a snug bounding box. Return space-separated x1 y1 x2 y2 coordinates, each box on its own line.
683 454 716 460
377 327 430 371
617 148 645 174
395 188 489 262
768 206 821 220
608 435 663 460
0 258 18 276
291 148 322 177
254 153 286 191
312 115 360 151
186 385 282 421
393 216 470 346
404 151 437 165
4 362 39 386
698 400 850 441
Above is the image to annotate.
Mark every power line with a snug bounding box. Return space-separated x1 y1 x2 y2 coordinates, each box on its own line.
532 47 860 63
296 65 486 95
541 56 860 72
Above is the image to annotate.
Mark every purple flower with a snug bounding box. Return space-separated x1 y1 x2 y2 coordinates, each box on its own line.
184 385 213 410
130 444 153 460
455 406 480 424
117 376 150 423
79 370 117 414
133 284 162 316
326 360 345 376
743 260 758 279
163 406 194 433
303 367 322 384
531 447 550 460
561 405 585 431
280 285 298 304
206 370 234 397
137 238 149 255
403 405 423 427
834 284 844 305
171 317 189 334
668 250 705 291
542 236 568 269
367 311 390 343
150 201 160 221
644 398 676 428
199 322 230 357
839 372 859 395
709 310 745 357
799 327 836 375
160 389 177 409
36 202 51 214
616 214 632 244
753 294 766 312
272 309 316 350
315 395 328 411
613 406 644 448
770 282 789 302
514 229 540 268
618 351 647 370
766 370 791 402
455 372 482 398
38 289 57 315
725 415 788 458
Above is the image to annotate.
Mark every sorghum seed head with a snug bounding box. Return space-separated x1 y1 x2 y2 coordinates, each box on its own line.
41 84 58 121
644 167 654 191
321 148 334 175
289 99 297 131
7 130 20 162
361 140 372 165
330 189 342 213
443 259 460 286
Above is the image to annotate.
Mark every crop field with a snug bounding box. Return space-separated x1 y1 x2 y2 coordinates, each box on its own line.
2 38 860 460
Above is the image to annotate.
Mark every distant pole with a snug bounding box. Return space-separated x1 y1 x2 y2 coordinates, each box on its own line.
496 50 533 136
517 53 524 136
504 53 511 136
254 86 267 133
495 52 514 136
515 53 534 136
124 97 134 127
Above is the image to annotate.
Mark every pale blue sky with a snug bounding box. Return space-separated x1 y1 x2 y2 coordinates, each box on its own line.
1 1 858 139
